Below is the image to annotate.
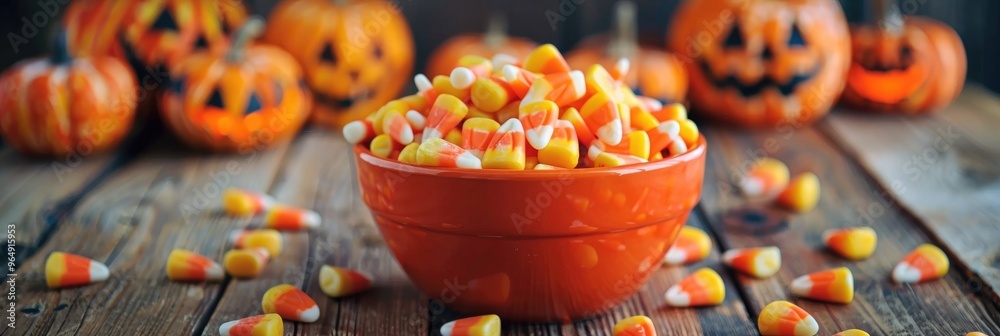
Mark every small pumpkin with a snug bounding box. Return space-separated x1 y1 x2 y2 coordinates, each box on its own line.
426 13 538 78
63 0 135 60
264 0 415 128
0 33 138 157
667 0 851 127
567 1 687 105
840 0 966 113
160 18 310 152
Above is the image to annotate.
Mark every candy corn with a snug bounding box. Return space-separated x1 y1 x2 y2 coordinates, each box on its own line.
471 77 514 112
224 248 269 278
678 119 699 147
223 188 274 217
723 246 781 278
415 73 439 103
417 138 483 168
462 118 500 158
580 91 623 146
534 163 566 170
440 314 501 336
45 252 110 288
424 94 470 142
893 244 949 283
342 119 375 145
777 173 820 213
612 315 656 336
560 107 596 146
446 128 464 146
398 142 420 164
229 229 283 256
482 119 527 170
450 56 493 90
492 53 518 70
757 301 819 336
406 110 426 131
822 227 877 260
610 57 630 81
647 120 681 155
966 333 988 336
537 120 579 169
520 71 585 109
264 205 321 230
319 265 373 298
617 103 632 133
739 158 790 197
665 268 725 307
590 130 650 160
833 330 870 336
262 284 320 323
381 109 414 145
663 226 712 265
398 93 428 112
373 100 409 135
518 100 559 150
591 150 648 168
583 64 616 97
166 249 224 282
791 267 854 304
370 134 398 158
651 103 686 122
630 106 659 131
433 75 470 101
667 135 689 157
500 65 538 99
219 314 283 336
522 43 571 74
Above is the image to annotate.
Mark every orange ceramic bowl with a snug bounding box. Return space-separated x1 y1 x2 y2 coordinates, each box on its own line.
354 137 707 322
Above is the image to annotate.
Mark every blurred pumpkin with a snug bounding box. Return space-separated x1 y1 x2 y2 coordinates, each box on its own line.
667 0 851 127
840 0 966 113
0 33 137 157
264 0 414 128
426 13 537 78
63 0 135 60
567 1 687 105
125 0 247 69
160 18 310 152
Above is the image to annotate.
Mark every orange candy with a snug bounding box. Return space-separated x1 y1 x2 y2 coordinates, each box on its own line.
560 107 596 147
822 227 877 260
482 119 527 170
518 100 560 150
522 43 571 75
45 252 110 288
461 117 501 158
440 314 501 336
579 91 624 146
264 205 321 230
319 265 373 298
470 77 514 112
665 268 725 307
723 246 781 278
423 94 470 142
612 315 657 336
646 120 681 155
757 301 819 336
590 130 650 160
381 109 414 145
262 284 320 323
219 313 283 336
776 172 821 213
893 244 949 283
791 267 854 304
500 65 538 99
166 249 224 282
521 70 586 109
223 188 275 217
739 158 790 197
663 226 712 265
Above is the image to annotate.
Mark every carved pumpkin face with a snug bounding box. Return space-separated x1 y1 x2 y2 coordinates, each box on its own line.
124 0 246 69
64 0 135 60
264 0 414 128
668 0 850 127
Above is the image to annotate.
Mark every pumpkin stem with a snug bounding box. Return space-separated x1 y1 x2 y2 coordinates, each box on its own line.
873 0 904 35
50 30 72 65
483 12 508 49
226 16 266 63
608 0 638 59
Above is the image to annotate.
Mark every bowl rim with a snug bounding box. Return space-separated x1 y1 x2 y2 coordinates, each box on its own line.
353 136 707 180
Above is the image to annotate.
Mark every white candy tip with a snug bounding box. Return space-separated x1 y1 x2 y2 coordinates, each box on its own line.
450 67 476 90
663 249 686 265
664 285 690 307
399 129 414 145
219 321 237 336
821 229 835 245
492 53 517 69
892 263 922 283
798 316 820 335
501 64 519 82
299 305 321 323
789 275 812 296
228 230 243 244
89 261 110 282
422 129 443 142
343 121 367 144
526 126 554 150
303 211 322 229
658 120 680 137
569 70 586 95
414 74 432 92
205 263 225 281
739 179 763 197
440 321 457 336
615 58 631 76
456 152 483 169
405 110 425 130
587 144 602 160
598 119 624 146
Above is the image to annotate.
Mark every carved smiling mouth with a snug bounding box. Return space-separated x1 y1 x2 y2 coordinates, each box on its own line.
313 90 374 109
699 60 819 97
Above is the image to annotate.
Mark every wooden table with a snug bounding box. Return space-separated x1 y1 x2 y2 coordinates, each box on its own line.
3 86 999 336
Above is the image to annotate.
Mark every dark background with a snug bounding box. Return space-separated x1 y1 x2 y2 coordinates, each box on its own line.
1 0 997 93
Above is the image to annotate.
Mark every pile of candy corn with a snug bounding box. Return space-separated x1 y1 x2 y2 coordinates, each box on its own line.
343 44 700 170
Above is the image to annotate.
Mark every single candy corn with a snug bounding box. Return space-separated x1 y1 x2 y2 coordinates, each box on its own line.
591 150 648 168
462 118 501 158
611 57 630 81
667 136 689 157
523 44 571 74
223 188 275 217
370 134 399 158
342 119 375 144
229 229 283 256
538 120 580 169
373 100 409 135
166 249 224 282
740 158 790 197
647 120 681 154
520 70 585 108
470 77 513 112
631 106 660 131
822 227 877 260
583 64 616 97
612 315 656 336
651 103 687 122
678 119 699 147
590 130 650 160
966 333 988 336
219 314 283 336
380 109 414 145
262 284 320 323
500 65 538 99
617 103 632 133
423 94 470 142
415 73 440 104
440 314 501 336
893 244 949 283
398 142 420 164
791 267 854 304
663 226 712 265
833 330 870 336
406 110 426 131
580 91 623 146
45 252 110 288
417 138 483 168
433 75 470 101
777 173 820 213
723 246 781 278
224 248 270 278
319 265 373 298
560 107 596 146
264 205 321 230
665 268 725 307
518 100 560 149
758 301 819 336
482 119 527 170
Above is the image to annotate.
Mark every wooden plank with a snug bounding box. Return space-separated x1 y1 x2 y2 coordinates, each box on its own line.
698 123 1000 335
821 85 1000 303
9 138 293 335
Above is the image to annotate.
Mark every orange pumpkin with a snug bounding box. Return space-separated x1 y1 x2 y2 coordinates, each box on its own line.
567 1 687 104
264 0 414 128
63 0 134 60
426 14 537 78
667 0 851 127
124 0 247 69
840 1 966 113
160 18 310 152
0 34 137 157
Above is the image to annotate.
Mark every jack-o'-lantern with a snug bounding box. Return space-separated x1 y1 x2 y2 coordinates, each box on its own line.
840 1 966 113
264 0 415 128
63 0 135 60
0 33 137 157
125 0 247 69
667 0 851 127
567 1 687 105
160 18 310 152
426 14 537 78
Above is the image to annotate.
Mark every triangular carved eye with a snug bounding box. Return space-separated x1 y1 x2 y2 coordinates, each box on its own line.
169 77 185 94
207 87 225 109
788 23 807 47
245 91 263 114
320 43 336 64
724 21 744 48
194 34 209 49
151 10 178 31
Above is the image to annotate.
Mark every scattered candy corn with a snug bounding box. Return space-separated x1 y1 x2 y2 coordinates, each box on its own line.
757 301 819 336
262 284 320 323
45 252 110 288
663 226 712 265
166 249 223 282
665 268 725 307
538 120 580 169
482 119 527 169
522 43 571 74
223 188 274 217
833 329 870 336
224 248 270 278
612 315 657 336
790 267 854 304
723 246 781 278
893 244 949 283
264 205 321 230
583 64 616 97
822 227 877 260
440 314 501 336
777 172 820 213
417 138 483 168
739 158 790 197
229 229 283 256
219 313 283 336
319 265 373 298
